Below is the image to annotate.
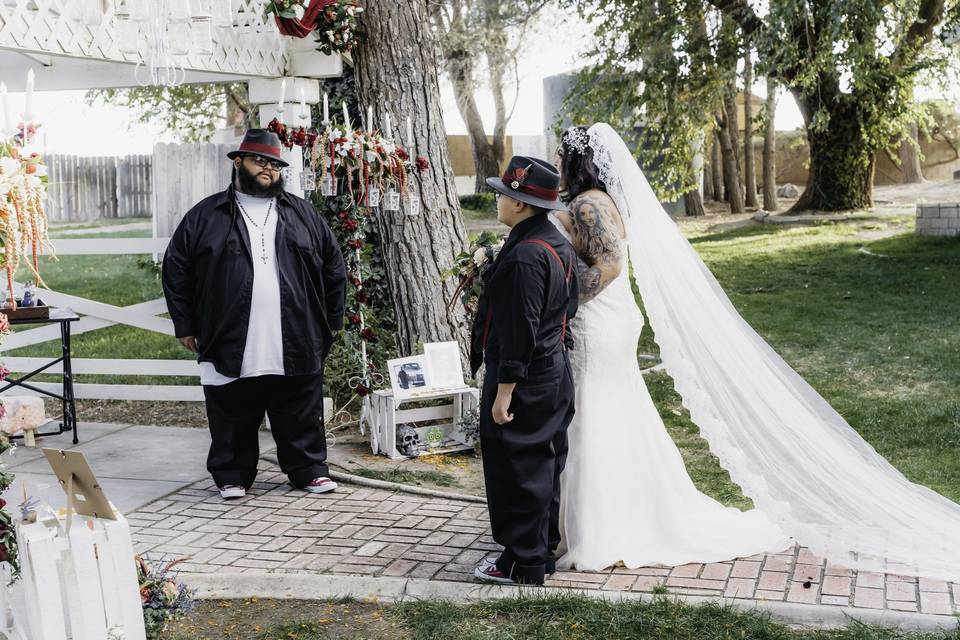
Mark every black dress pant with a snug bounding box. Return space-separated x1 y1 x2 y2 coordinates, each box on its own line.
480 352 575 585
203 373 328 489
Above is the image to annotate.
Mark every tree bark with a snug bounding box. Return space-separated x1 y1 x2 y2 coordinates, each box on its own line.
791 91 874 211
763 77 779 211
710 132 724 202
354 0 470 355
702 141 714 202
723 82 744 207
716 108 745 213
900 121 925 183
743 53 759 208
684 188 706 217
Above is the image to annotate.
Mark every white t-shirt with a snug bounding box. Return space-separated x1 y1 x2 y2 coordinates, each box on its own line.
200 192 285 386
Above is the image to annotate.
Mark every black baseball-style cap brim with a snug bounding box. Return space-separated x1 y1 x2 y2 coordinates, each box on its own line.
485 176 568 211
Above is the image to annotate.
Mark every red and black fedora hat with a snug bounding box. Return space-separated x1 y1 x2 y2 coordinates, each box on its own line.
485 155 567 211
227 128 289 167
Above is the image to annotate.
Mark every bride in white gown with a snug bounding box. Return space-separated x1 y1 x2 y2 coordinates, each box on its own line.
550 124 960 581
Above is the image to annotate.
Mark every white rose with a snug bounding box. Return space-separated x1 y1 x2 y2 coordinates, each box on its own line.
0 157 19 176
473 247 487 267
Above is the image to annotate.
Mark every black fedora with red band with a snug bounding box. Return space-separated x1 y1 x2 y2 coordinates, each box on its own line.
227 128 289 167
485 155 567 211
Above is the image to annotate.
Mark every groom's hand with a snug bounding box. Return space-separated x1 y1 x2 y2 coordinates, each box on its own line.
492 383 516 425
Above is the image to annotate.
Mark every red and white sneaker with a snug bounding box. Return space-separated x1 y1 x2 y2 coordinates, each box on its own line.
304 477 338 494
474 563 515 585
218 485 246 499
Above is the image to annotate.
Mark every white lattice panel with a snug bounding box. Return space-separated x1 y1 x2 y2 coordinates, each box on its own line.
0 0 288 78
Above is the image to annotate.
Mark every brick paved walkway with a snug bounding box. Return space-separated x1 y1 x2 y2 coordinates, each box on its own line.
128 461 960 618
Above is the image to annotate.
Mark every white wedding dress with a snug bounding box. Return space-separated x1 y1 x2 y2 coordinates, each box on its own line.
552 219 791 570
548 124 960 581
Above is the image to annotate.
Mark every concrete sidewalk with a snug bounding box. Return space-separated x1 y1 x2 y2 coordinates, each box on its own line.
1 422 273 513
8 422 958 630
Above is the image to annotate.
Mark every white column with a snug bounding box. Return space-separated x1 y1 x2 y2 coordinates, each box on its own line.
250 77 321 198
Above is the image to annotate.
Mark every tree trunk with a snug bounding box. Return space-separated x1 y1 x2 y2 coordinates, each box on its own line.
710 133 723 202
792 91 874 212
684 188 705 217
763 77 779 211
702 143 714 202
723 83 744 206
900 121 925 184
354 0 470 355
743 53 759 208
716 108 745 213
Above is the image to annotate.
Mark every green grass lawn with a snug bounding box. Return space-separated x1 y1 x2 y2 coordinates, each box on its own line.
7 217 960 507
166 594 960 639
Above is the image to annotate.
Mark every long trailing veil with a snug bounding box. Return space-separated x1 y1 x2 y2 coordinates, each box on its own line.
586 122 960 581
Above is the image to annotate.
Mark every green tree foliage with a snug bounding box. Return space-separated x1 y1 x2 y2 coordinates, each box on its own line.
561 0 960 211
85 83 251 143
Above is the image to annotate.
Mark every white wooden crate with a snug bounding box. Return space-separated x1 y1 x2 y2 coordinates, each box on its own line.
361 387 479 460
12 513 146 640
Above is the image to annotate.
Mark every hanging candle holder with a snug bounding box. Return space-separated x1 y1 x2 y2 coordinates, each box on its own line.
300 171 317 192
383 187 401 212
404 194 421 217
367 183 381 208
190 17 215 54
320 174 341 197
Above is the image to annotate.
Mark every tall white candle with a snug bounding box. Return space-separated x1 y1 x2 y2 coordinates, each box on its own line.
323 92 329 123
278 78 286 112
406 117 413 149
1 84 11 134
343 101 350 129
385 113 393 140
23 69 34 120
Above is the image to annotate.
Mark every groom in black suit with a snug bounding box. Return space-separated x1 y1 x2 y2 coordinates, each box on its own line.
470 156 578 585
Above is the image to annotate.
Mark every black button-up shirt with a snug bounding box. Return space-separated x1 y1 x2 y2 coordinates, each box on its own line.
162 185 347 378
471 214 578 383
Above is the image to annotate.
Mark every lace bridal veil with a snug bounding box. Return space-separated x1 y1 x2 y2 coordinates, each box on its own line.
586 122 960 580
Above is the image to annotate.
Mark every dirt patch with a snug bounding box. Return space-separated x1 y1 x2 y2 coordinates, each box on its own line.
71 399 209 428
162 599 406 640
327 428 486 497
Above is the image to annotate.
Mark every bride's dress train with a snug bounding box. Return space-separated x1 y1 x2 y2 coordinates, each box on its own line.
551 123 960 581
553 222 790 571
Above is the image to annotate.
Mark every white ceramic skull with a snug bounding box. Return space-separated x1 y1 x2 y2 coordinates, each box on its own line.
396 424 421 457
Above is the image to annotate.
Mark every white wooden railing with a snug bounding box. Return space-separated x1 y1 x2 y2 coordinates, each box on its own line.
2 237 205 402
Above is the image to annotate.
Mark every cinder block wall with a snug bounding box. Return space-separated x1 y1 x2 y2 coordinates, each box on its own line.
916 203 960 237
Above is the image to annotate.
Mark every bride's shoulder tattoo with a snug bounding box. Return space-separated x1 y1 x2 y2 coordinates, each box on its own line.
570 192 623 264
570 192 624 303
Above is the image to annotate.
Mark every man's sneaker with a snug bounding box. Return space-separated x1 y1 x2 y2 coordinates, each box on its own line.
474 563 516 585
304 477 338 494
218 485 246 499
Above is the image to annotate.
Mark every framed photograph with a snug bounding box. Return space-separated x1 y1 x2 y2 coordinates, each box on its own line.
424 341 465 390
387 355 432 399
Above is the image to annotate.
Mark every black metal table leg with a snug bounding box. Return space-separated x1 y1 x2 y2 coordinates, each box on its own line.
61 318 78 444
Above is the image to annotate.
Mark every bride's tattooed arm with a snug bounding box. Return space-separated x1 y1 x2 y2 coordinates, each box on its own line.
569 192 624 303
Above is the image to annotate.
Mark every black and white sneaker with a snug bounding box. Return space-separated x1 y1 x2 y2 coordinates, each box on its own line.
218 485 246 500
474 563 516 585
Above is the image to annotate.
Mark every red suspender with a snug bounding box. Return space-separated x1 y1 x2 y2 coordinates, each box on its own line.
519 239 573 342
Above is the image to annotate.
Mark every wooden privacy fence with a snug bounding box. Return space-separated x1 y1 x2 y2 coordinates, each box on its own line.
45 154 152 222
153 143 234 238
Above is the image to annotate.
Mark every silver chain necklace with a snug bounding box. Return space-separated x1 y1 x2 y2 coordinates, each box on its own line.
236 197 274 264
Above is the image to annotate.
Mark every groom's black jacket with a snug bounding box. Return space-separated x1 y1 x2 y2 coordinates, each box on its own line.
470 214 579 382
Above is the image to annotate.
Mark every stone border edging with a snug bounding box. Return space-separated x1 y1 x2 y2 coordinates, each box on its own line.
260 452 487 504
182 572 959 632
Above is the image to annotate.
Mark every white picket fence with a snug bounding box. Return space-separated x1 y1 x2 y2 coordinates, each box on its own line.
2 237 204 402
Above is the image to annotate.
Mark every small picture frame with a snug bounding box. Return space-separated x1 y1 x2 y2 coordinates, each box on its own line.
387 355 432 400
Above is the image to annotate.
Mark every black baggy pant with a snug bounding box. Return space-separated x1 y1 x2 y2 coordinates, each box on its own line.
479 352 575 585
202 373 329 489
